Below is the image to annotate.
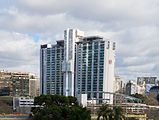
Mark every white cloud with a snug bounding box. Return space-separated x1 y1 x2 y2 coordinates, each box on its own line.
0 0 159 79
16 0 159 27
0 30 50 75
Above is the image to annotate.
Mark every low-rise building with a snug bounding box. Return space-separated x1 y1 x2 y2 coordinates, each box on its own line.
13 97 34 114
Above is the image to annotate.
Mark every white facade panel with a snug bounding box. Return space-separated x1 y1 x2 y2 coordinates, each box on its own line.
63 28 84 96
103 41 115 104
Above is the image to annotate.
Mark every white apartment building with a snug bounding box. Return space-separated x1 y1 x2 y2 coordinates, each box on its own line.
113 76 123 93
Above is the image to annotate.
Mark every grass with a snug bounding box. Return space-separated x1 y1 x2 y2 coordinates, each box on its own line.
0 96 13 114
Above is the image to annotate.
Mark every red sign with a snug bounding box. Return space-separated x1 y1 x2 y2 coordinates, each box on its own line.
109 60 112 64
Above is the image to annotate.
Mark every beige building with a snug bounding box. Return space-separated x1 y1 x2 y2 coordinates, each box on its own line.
29 74 39 98
0 71 12 95
125 80 145 95
0 71 38 97
12 72 30 97
113 76 123 93
36 79 40 96
137 82 145 95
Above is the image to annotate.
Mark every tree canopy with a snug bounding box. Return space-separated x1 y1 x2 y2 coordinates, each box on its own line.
156 94 159 103
31 94 91 120
97 104 125 120
130 93 147 103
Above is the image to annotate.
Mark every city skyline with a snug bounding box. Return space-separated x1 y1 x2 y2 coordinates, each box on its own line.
0 0 159 79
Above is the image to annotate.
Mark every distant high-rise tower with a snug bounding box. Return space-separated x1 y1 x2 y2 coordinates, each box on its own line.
63 28 84 96
75 36 115 104
113 76 123 93
40 40 64 95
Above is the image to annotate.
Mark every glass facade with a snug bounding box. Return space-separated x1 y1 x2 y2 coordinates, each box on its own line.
40 41 64 95
41 34 115 104
76 37 105 100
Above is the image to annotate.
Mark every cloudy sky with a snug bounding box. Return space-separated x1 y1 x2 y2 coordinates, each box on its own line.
0 0 159 80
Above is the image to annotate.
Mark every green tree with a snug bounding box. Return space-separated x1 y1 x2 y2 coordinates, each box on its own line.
32 95 91 120
97 104 113 120
113 106 125 120
68 106 91 120
130 93 147 103
156 94 159 103
97 105 125 120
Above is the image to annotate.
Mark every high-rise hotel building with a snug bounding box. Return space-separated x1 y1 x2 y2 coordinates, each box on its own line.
75 36 115 103
40 29 115 104
40 40 64 95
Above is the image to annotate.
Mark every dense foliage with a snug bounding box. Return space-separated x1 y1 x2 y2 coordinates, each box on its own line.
156 94 159 103
31 95 91 120
130 93 147 103
97 104 125 120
